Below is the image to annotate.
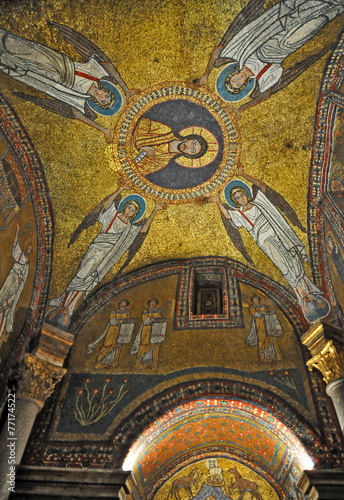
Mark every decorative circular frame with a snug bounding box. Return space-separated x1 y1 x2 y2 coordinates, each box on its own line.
112 82 241 204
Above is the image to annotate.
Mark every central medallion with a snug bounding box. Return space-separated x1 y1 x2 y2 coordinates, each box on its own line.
113 82 241 204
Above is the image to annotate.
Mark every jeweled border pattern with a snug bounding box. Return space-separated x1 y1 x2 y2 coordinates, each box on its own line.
308 28 344 310
113 82 241 203
0 92 53 399
23 375 329 470
174 264 244 329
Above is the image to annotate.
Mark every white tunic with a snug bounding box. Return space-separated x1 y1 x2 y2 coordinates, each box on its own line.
228 191 320 298
220 0 344 93
0 30 109 113
0 241 29 336
62 203 140 294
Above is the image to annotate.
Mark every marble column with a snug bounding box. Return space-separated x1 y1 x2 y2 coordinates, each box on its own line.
326 378 344 437
299 468 344 499
301 320 344 436
0 352 66 500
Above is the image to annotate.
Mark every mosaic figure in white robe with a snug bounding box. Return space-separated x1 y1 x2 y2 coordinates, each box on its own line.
198 0 343 113
0 223 32 340
48 185 164 321
211 165 329 321
0 22 137 142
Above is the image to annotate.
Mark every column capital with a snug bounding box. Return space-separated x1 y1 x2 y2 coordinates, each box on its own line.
301 321 344 385
17 353 66 409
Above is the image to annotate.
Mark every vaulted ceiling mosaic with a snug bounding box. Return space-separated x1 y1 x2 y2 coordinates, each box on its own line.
0 0 344 498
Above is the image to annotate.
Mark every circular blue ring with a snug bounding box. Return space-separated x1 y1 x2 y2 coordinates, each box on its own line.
224 180 252 208
216 62 256 103
118 194 146 223
87 80 123 116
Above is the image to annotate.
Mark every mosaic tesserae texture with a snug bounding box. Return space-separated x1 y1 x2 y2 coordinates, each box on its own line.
0 0 344 499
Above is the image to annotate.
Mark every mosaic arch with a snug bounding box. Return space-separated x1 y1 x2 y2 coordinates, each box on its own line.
308 28 344 321
122 398 316 500
1 0 344 494
0 91 53 399
68 257 308 335
20 255 342 470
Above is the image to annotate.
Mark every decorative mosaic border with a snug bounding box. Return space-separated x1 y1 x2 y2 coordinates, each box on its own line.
112 82 241 203
22 375 327 470
174 264 244 329
308 28 344 309
69 256 307 336
140 400 300 500
0 92 54 397
0 139 28 230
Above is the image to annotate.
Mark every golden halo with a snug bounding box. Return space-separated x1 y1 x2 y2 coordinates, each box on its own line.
141 294 165 310
175 126 219 168
326 230 335 252
113 296 135 310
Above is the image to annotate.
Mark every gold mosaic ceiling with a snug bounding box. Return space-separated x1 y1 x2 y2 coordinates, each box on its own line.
0 0 342 298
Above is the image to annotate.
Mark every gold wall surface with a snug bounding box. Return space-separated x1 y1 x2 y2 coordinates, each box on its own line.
0 0 342 298
0 0 344 493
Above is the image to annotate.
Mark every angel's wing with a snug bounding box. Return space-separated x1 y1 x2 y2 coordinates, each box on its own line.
252 185 306 233
221 204 255 267
246 42 333 101
67 194 122 248
271 43 333 96
13 91 96 120
219 0 266 49
114 219 149 279
49 21 112 63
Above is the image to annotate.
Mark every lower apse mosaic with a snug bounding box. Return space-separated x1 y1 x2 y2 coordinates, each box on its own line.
153 459 280 500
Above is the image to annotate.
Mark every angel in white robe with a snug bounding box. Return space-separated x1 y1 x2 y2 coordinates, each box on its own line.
48 185 164 325
210 164 329 322
0 23 137 142
0 223 32 341
198 0 342 114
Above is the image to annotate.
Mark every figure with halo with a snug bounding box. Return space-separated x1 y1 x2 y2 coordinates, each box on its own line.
0 22 138 143
210 163 330 322
206 459 223 484
197 0 342 116
130 298 167 369
133 117 208 174
48 183 165 324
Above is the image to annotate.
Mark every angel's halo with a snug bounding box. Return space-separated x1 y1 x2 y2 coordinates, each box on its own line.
216 62 256 102
118 194 146 222
88 80 123 116
224 179 252 208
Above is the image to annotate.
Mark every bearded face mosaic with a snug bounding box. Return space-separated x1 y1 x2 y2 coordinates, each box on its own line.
0 0 344 496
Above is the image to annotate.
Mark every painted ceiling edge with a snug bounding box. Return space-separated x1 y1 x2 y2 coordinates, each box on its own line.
0 91 53 399
69 256 307 336
308 28 344 314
